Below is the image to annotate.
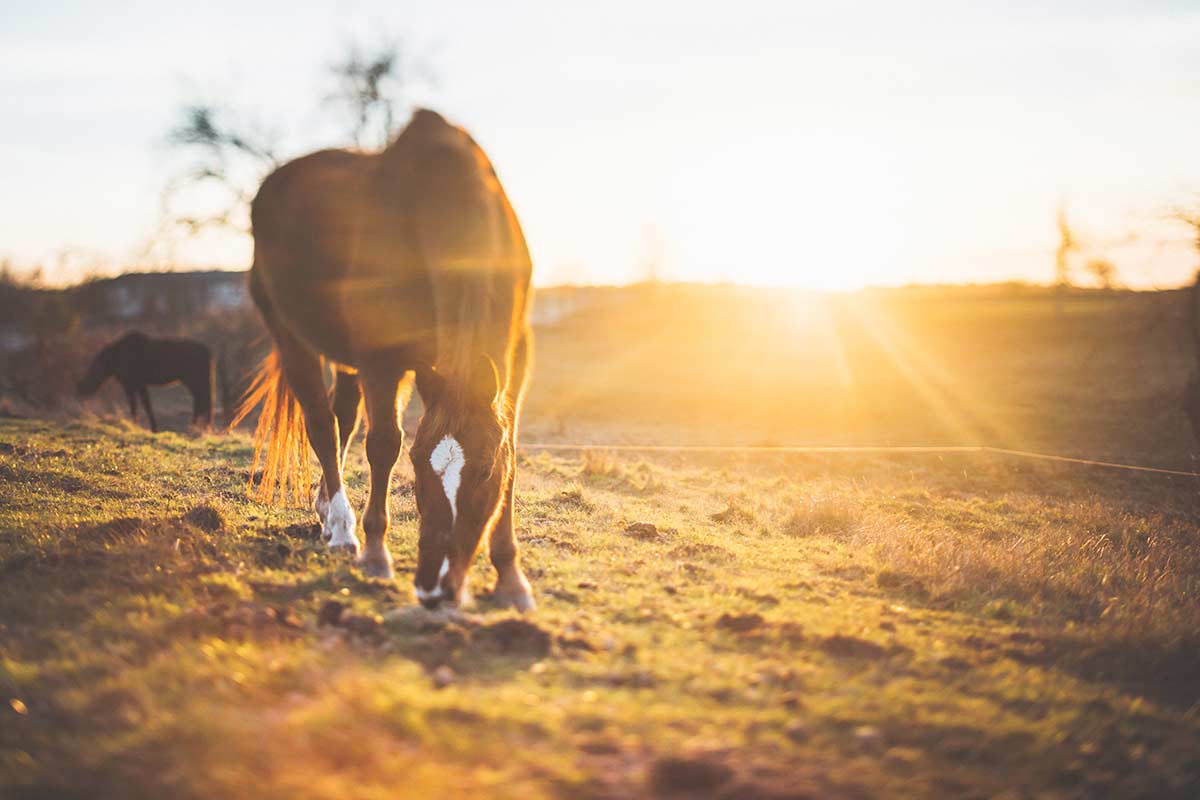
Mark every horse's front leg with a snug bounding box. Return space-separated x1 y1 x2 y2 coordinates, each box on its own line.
139 386 158 433
357 370 406 579
489 329 534 611
489 449 535 611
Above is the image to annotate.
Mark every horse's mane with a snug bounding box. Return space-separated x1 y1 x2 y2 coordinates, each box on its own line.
394 111 532 441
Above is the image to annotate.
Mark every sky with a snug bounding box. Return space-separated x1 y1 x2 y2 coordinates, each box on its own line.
2 0 1200 289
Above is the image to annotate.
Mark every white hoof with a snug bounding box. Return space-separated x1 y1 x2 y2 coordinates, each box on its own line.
323 488 360 555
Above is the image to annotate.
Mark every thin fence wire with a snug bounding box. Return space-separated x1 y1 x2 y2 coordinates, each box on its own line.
520 442 1200 479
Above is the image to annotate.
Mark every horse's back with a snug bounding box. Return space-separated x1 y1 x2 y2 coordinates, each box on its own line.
251 145 433 363
396 111 531 283
249 110 529 369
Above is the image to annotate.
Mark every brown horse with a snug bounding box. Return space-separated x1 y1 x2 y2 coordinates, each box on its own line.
234 109 535 610
78 331 214 433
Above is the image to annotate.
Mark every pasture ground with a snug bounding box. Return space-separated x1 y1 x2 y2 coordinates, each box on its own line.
2 285 1200 798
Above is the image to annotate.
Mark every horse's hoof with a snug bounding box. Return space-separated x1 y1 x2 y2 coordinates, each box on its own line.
328 540 361 558
495 586 536 612
493 569 536 612
358 551 394 580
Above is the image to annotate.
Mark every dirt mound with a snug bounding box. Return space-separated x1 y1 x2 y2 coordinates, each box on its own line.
624 522 662 541
183 504 224 532
820 634 888 660
475 618 553 657
649 755 734 794
716 613 765 633
86 517 146 541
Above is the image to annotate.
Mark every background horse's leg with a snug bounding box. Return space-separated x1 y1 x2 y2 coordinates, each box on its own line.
489 329 535 611
139 386 158 433
357 369 408 579
123 383 139 423
316 370 361 524
188 355 214 430
272 328 359 554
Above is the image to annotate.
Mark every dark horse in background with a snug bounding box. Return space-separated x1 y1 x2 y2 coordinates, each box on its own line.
77 332 214 433
233 109 535 611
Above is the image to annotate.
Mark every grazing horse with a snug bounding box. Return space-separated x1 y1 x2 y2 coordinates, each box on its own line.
77 331 214 433
233 109 535 611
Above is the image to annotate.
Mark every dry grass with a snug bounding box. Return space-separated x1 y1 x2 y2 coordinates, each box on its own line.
3 419 1200 798
852 490 1200 640
579 449 663 494
4 284 1200 797
781 494 862 538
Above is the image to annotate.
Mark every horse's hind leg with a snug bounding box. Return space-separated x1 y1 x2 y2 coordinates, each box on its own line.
139 387 158 433
272 330 359 554
188 355 214 430
356 368 407 579
315 370 361 524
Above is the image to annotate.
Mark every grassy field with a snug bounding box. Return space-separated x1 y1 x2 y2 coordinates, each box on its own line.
2 285 1200 798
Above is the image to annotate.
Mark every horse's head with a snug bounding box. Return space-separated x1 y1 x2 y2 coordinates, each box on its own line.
409 368 510 609
76 347 112 397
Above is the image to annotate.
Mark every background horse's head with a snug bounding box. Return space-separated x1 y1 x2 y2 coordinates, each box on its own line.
409 365 511 608
76 345 114 397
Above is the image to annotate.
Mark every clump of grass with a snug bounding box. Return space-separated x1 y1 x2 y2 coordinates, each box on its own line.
554 485 594 512
579 451 662 494
710 501 756 526
857 500 1200 648
199 572 252 601
781 494 860 538
580 449 622 479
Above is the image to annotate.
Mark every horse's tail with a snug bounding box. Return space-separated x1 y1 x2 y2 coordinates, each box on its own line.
229 349 310 506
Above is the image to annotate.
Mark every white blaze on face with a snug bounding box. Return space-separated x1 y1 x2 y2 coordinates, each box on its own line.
429 436 465 523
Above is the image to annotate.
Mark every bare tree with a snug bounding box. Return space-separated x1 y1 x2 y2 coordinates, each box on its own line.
1176 208 1200 257
162 105 279 237
1084 258 1118 289
161 35 432 254
326 40 407 149
1055 205 1078 288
